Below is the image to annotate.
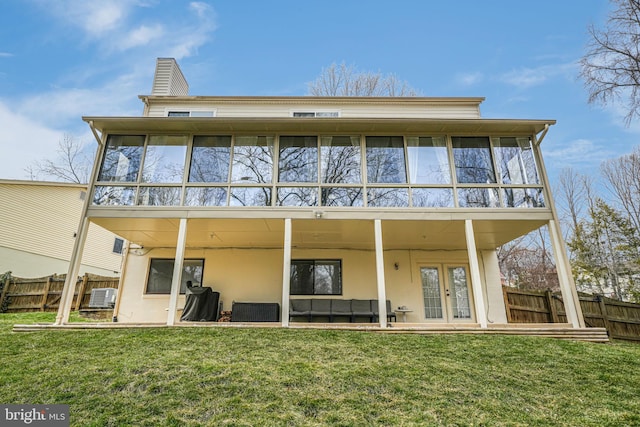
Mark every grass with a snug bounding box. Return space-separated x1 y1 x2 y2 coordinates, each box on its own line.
1 313 639 426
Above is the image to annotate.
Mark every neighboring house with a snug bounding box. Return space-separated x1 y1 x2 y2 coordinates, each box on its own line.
0 180 124 277
55 58 585 328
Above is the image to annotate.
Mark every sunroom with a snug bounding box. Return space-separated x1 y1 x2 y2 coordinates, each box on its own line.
55 116 584 329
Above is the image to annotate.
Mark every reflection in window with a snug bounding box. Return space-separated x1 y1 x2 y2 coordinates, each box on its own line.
321 187 364 207
277 187 318 206
407 136 451 184
492 137 539 185
457 188 500 208
320 136 361 184
184 187 227 206
366 136 407 183
146 258 204 294
421 267 443 318
142 135 188 183
231 136 274 183
367 188 409 207
189 136 231 182
503 188 545 208
229 187 272 206
412 188 454 207
279 136 318 183
290 260 342 295
137 187 182 206
93 186 136 206
452 137 496 184
98 135 145 182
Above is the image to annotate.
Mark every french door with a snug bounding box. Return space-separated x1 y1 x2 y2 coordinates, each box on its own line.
420 265 474 322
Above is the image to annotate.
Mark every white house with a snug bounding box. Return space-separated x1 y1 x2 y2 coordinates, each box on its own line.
0 180 124 277
54 58 585 330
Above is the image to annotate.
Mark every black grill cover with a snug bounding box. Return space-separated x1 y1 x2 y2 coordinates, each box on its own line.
180 287 220 321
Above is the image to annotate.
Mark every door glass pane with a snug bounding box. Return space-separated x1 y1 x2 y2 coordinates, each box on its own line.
421 267 443 319
452 136 496 184
406 136 451 184
448 267 471 319
142 135 188 183
366 136 407 183
231 136 274 183
320 136 361 183
189 136 231 182
278 136 318 182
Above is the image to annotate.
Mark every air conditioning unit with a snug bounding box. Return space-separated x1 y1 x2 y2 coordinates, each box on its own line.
89 288 117 308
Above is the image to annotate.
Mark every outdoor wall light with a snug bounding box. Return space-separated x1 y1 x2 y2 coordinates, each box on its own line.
394 262 399 270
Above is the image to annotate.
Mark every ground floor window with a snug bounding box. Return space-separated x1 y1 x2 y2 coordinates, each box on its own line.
146 258 204 294
290 260 342 295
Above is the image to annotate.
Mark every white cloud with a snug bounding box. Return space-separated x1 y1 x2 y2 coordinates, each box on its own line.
543 139 614 168
119 24 165 50
500 62 577 88
0 52 13 57
455 72 483 86
0 101 64 180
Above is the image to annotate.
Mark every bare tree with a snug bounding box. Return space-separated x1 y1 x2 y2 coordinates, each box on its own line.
601 145 640 232
580 0 640 124
26 134 94 184
557 168 590 237
307 63 420 96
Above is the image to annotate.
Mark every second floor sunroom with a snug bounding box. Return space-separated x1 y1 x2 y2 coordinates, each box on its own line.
85 116 554 210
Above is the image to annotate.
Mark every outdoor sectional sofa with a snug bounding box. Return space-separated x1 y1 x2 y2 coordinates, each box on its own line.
289 299 397 323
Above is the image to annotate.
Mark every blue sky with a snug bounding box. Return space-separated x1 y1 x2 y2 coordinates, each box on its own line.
0 0 633 187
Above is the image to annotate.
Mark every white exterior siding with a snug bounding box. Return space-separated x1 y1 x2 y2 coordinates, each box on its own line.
151 58 188 96
145 99 482 119
0 181 123 277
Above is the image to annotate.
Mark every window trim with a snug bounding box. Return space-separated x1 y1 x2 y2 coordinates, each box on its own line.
112 237 125 255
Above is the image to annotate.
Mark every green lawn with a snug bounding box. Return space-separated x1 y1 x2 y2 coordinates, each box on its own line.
1 313 639 426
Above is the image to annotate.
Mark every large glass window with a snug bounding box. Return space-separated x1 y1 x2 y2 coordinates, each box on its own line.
492 137 539 185
93 186 136 206
452 137 496 184
189 136 231 182
184 187 227 207
137 187 182 206
290 260 342 295
278 136 318 183
229 187 272 206
98 135 145 182
366 136 407 183
277 187 318 206
457 188 500 208
407 136 451 184
231 136 274 183
321 187 364 207
146 258 204 294
367 188 409 207
412 188 454 208
320 136 361 184
141 135 188 183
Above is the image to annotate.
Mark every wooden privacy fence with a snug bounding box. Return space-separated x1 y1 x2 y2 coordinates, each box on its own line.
0 273 120 313
503 287 640 342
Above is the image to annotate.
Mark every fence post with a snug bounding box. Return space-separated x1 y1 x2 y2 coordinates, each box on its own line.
546 290 560 323
40 276 52 311
597 296 612 336
0 275 10 312
502 287 513 322
75 273 89 311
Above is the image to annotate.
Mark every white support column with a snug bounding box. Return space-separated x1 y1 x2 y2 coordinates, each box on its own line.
167 218 188 326
55 218 90 325
548 220 585 328
374 220 388 328
281 218 292 327
465 220 488 328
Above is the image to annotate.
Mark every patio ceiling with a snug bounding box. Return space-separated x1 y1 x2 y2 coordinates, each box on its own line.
91 217 547 251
